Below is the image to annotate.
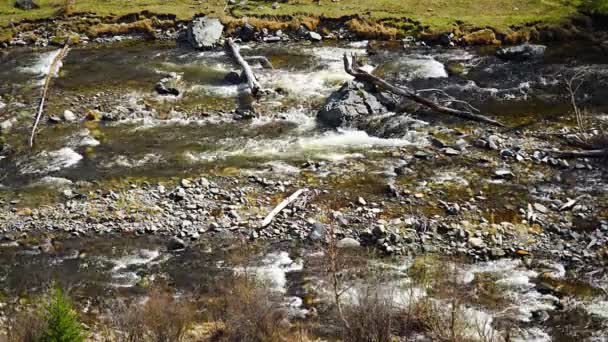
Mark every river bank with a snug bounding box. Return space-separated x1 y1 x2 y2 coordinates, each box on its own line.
1 0 608 49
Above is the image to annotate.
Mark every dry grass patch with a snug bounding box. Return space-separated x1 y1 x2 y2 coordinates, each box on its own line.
87 19 155 38
346 18 399 40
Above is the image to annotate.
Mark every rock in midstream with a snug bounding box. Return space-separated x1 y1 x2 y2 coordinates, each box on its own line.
187 17 224 50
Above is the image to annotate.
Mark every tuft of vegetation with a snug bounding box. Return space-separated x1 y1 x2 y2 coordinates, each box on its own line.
209 274 290 342
105 288 195 342
41 288 86 342
582 0 608 15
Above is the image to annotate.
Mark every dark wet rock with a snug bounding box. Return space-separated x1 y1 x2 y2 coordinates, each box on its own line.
155 73 182 96
167 236 186 251
497 44 546 61
15 0 39 10
237 23 256 42
224 71 243 85
187 17 224 50
317 81 387 128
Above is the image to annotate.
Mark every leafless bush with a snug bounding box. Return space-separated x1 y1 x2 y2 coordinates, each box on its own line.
341 286 395 342
4 309 46 342
209 274 289 342
105 289 195 342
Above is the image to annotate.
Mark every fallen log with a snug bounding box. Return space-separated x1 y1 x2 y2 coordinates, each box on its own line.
342 53 505 127
543 148 607 158
261 188 307 228
225 38 261 96
29 42 70 148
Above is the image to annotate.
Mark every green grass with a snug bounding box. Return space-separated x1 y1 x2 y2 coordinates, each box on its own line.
0 0 582 33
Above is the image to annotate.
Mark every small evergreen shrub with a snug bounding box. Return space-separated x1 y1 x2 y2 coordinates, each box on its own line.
40 288 86 342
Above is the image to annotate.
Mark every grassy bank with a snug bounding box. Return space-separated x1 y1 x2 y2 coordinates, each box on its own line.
0 0 581 32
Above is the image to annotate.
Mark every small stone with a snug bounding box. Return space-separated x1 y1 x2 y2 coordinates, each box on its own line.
167 236 186 251
443 147 460 156
533 203 549 214
181 179 193 188
63 110 76 122
468 237 485 249
309 223 326 241
272 1 280 9
357 197 367 206
308 31 322 41
336 237 360 249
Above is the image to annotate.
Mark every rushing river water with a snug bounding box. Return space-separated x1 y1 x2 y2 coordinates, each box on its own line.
0 39 607 339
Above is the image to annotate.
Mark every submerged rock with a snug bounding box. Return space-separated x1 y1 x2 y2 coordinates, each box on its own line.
155 72 182 96
497 44 546 61
187 17 224 50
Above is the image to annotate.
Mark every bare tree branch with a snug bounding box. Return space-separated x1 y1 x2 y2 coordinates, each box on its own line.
30 41 70 148
343 53 505 127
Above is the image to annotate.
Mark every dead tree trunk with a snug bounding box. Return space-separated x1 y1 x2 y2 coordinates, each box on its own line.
342 53 505 127
544 148 607 158
225 38 261 96
29 42 70 148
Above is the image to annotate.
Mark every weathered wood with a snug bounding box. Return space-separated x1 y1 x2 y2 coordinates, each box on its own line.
29 42 70 148
544 148 607 158
225 38 261 96
342 53 505 127
261 188 307 228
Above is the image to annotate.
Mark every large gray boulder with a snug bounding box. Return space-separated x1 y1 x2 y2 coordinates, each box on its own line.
187 17 224 50
497 44 546 61
15 0 39 10
317 81 387 128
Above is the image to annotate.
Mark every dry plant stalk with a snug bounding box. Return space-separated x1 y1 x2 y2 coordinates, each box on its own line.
29 41 70 148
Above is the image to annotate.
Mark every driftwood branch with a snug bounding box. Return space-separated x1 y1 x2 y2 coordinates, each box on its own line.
225 38 261 96
343 53 505 127
29 42 70 148
543 148 607 158
261 188 307 228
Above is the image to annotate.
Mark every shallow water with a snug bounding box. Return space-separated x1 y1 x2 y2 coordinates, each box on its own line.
0 39 607 338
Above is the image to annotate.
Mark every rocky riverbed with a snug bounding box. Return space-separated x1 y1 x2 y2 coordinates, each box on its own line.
0 36 607 340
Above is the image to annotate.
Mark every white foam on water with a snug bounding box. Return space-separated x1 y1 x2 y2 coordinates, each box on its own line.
19 148 83 175
462 259 560 323
259 68 352 98
183 128 420 163
102 153 162 169
402 57 448 79
20 49 63 77
246 251 303 294
108 249 161 287
111 249 161 272
251 107 317 132
189 83 241 97
32 176 73 188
